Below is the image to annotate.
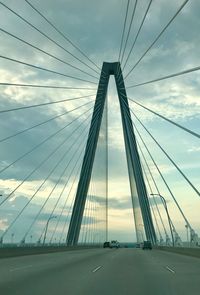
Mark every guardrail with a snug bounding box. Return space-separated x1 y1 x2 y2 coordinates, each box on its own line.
156 246 200 259
0 244 102 259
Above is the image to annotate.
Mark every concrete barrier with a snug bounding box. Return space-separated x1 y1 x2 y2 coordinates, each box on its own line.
0 245 101 259
156 246 200 259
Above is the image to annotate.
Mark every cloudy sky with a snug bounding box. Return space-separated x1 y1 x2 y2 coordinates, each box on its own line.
0 0 199 244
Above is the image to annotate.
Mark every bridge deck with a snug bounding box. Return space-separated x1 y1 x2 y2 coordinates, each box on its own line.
0 248 199 295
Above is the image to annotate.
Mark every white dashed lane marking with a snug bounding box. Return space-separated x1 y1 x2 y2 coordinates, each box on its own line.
92 266 102 273
165 266 175 274
10 265 33 272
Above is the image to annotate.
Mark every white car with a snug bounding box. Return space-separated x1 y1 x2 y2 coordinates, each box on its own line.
109 240 120 248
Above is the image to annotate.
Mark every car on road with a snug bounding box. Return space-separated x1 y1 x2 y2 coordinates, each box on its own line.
142 240 152 250
109 240 120 248
103 241 110 248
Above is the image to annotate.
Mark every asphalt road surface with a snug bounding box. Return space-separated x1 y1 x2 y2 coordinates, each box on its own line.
0 248 200 295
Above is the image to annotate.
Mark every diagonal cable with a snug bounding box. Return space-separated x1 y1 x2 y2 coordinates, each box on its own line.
59 189 76 243
0 82 96 90
0 55 97 85
1 111 94 239
131 110 200 197
88 184 96 244
118 0 130 61
64 105 103 244
119 92 200 198
121 0 138 65
25 0 101 72
0 94 95 114
138 141 168 236
131 118 192 229
124 0 190 79
118 92 193 228
58 108 102 243
0 27 98 80
122 0 153 71
0 103 95 176
0 100 94 143
128 97 200 139
49 155 83 243
120 98 168 239
40 111 101 243
127 65 200 88
0 107 94 207
141 162 163 241
22 125 91 242
82 192 91 245
0 2 100 76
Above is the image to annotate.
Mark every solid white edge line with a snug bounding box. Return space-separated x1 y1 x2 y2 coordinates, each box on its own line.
92 266 102 273
165 266 175 274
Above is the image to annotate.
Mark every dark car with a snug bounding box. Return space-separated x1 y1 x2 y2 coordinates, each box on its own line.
142 241 152 250
103 241 110 248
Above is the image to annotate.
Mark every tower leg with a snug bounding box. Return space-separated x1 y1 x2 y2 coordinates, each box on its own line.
66 62 156 246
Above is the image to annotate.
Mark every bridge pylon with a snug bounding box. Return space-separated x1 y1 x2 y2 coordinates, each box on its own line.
66 62 157 246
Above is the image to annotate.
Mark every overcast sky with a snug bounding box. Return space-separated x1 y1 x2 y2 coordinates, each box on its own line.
0 0 199 244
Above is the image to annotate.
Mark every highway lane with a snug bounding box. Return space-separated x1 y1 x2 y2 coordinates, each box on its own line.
0 248 200 295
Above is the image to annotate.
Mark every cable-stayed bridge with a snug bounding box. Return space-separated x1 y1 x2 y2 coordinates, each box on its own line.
0 0 199 294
